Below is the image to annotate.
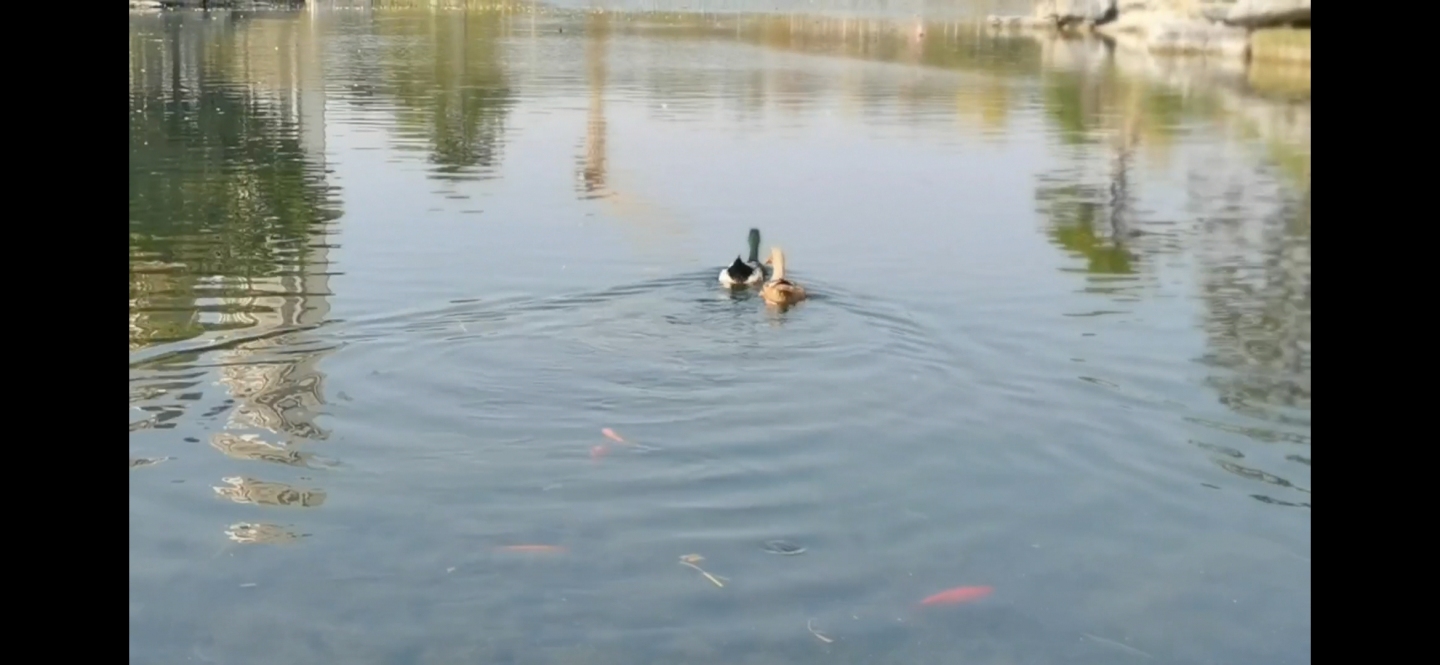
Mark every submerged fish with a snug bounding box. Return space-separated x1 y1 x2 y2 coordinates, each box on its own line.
762 539 806 555
919 585 994 605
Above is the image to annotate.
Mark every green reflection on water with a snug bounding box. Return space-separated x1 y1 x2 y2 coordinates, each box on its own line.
374 10 514 180
129 15 339 349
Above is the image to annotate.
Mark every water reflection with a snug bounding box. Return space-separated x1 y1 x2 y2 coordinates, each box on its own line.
218 336 333 441
1032 59 1159 312
373 9 514 181
577 10 609 198
211 432 318 467
1023 34 1309 506
623 12 1043 76
130 6 1310 663
129 12 340 540
129 12 339 350
226 522 310 544
213 476 328 507
130 456 173 469
1036 178 1138 276
604 13 1046 126
1197 192 1311 418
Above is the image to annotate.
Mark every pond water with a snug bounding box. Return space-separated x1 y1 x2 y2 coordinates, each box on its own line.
129 3 1311 664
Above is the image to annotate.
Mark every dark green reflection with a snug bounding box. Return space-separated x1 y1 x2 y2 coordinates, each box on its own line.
374 10 514 181
129 14 339 349
1036 181 1136 275
1199 190 1311 417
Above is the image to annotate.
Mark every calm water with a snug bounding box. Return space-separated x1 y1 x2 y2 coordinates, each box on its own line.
129 4 1311 664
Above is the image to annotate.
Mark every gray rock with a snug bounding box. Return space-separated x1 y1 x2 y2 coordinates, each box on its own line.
1219 0 1311 28
1036 0 1120 27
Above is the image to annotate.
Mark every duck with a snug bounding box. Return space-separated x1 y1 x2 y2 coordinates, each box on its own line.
760 247 807 306
719 228 766 287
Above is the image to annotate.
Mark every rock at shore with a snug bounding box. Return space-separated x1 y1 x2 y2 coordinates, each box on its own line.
996 2 1312 64
1034 0 1119 27
1207 1 1312 30
1088 1 1309 62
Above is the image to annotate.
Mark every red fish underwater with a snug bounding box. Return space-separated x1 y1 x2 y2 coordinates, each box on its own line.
919 586 994 606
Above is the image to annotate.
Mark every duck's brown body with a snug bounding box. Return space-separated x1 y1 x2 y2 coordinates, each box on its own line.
761 247 807 306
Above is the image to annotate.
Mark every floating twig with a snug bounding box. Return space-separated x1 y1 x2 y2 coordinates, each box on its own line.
807 618 833 643
679 554 726 588
679 560 725 587
1081 633 1153 659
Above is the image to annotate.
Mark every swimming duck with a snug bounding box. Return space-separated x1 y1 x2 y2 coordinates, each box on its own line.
719 228 766 287
760 247 807 306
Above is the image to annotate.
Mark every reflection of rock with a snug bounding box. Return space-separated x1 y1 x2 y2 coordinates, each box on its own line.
210 433 313 467
226 522 307 544
213 476 325 507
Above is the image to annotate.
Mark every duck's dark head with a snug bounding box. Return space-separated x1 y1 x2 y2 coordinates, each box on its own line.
727 256 754 279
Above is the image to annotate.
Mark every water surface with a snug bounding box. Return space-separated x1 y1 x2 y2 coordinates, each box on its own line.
130 4 1311 664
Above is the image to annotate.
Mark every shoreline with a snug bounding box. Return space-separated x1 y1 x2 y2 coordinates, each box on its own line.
988 1 1311 65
